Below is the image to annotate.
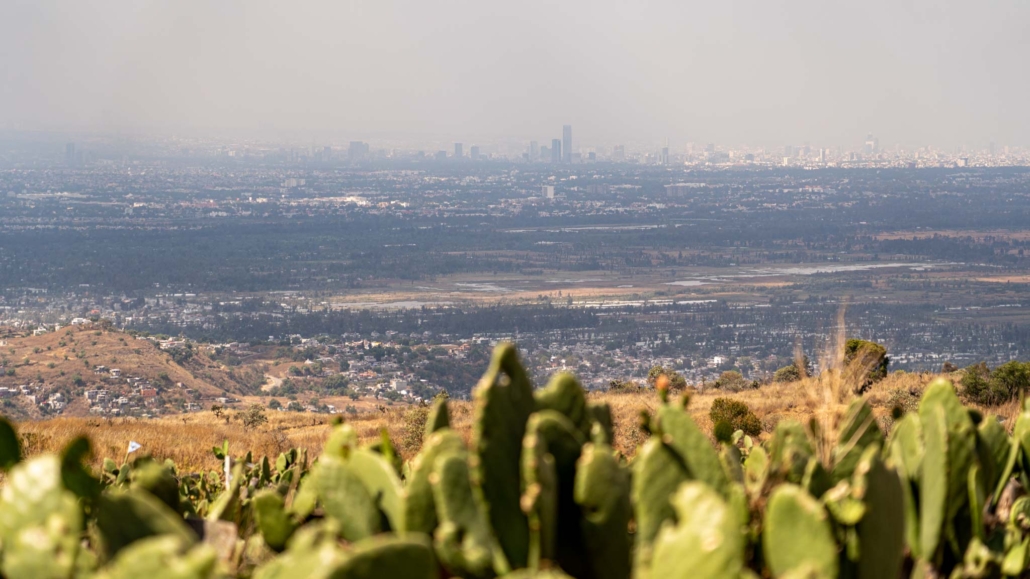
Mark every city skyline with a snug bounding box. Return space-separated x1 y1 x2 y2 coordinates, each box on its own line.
2 1 1029 147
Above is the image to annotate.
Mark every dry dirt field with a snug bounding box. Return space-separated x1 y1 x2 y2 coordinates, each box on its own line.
11 367 1010 476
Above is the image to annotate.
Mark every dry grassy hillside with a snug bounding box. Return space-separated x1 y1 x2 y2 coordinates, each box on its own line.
0 325 244 419
12 364 1009 476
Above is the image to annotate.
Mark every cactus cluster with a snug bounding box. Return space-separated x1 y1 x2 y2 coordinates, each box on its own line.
2 346 1030 578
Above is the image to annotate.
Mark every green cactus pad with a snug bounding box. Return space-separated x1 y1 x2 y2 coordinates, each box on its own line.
0 416 22 471
917 379 975 560
763 484 838 578
535 372 591 438
310 456 382 541
403 429 466 536
95 489 198 560
656 403 730 496
345 448 406 532
586 402 615 446
471 343 535 571
831 398 884 483
524 410 586 576
631 437 690 572
431 449 498 578
650 481 745 579
130 461 181 514
0 455 84 578
574 442 632 579
253 490 296 552
852 446 905 579
331 534 438 579
425 396 451 439
94 535 218 579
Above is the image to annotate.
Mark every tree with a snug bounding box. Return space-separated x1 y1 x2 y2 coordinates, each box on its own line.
646 365 687 391
991 361 1030 400
844 339 889 391
714 370 750 392
774 356 813 383
268 399 282 410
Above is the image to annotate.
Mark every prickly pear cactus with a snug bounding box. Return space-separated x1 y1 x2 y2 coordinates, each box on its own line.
93 536 218 579
535 372 591 439
917 379 976 561
425 395 451 439
631 437 690 573
471 343 535 571
655 403 731 497
306 456 381 541
763 484 838 578
573 442 631 579
649 482 746 579
431 449 498 578
523 410 587 576
0 455 84 579
851 446 905 579
403 429 466 536
831 398 883 483
252 490 295 552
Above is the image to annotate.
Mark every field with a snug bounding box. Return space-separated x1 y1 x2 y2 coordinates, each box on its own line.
11 365 1007 476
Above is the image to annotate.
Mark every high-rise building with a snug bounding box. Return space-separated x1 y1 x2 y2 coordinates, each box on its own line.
613 145 625 162
470 146 480 161
65 143 76 167
542 185 555 199
529 141 539 161
551 139 562 164
660 147 670 165
562 125 572 163
348 141 370 162
454 143 463 159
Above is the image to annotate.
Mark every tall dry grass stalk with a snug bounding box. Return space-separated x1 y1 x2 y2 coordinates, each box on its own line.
796 305 876 466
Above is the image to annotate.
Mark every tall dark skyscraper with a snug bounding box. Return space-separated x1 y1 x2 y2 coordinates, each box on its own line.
562 125 572 163
551 139 562 163
65 143 76 166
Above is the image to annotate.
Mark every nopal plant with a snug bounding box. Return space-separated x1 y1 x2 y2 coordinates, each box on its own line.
2 344 1030 578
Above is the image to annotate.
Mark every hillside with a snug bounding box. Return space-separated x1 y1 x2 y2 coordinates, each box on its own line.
0 324 248 420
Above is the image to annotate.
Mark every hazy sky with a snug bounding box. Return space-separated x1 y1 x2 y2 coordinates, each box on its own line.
2 0 1028 148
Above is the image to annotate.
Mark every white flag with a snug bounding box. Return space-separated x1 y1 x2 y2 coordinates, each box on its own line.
127 441 142 454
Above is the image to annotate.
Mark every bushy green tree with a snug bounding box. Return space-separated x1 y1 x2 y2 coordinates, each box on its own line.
844 339 889 390
646 366 687 391
709 397 762 436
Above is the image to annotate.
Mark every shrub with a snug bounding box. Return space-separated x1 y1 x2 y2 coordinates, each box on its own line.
402 404 429 454
237 405 268 429
961 360 1030 406
844 338 889 390
714 370 750 392
709 397 762 436
646 366 687 391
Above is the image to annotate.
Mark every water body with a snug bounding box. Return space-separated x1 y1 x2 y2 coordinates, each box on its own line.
332 300 453 310
454 282 510 292
665 262 944 286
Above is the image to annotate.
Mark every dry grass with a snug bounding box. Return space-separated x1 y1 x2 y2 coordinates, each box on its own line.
9 369 949 474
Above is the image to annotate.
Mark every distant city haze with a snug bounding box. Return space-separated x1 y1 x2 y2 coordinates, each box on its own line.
2 0 1028 148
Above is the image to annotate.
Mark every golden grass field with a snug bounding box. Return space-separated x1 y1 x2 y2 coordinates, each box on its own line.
11 364 1011 476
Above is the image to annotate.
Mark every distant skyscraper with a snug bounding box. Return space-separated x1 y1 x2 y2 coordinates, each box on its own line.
613 145 625 162
454 143 463 159
470 146 480 161
660 147 670 165
551 139 562 163
348 141 370 162
542 185 555 199
529 141 539 161
562 125 572 163
65 143 76 167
